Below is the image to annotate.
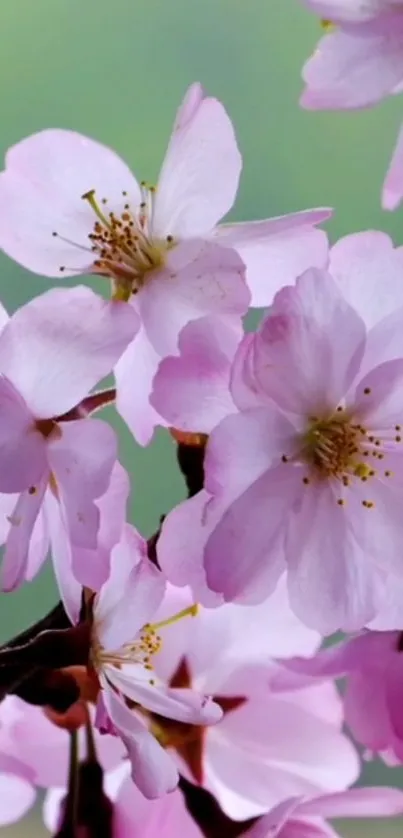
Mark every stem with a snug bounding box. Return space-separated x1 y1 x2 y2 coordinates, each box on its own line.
85 709 97 764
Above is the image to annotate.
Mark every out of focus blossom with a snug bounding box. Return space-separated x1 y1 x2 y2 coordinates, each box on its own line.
300 2 403 111
246 786 403 838
134 582 358 820
299 2 403 209
272 629 403 764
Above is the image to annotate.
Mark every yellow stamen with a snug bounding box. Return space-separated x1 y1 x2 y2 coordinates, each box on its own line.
147 604 199 633
82 189 111 229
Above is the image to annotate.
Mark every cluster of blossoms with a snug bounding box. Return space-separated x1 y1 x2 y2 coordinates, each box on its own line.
1 4 403 833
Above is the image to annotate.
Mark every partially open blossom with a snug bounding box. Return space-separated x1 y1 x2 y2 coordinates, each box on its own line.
132 582 358 820
272 629 403 765
90 525 222 799
246 786 403 838
0 288 135 610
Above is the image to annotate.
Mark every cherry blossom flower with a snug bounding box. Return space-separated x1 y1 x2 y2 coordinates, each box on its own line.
89 524 223 799
0 288 135 610
161 267 403 632
299 2 403 111
271 628 403 765
299 2 403 209
0 83 330 443
246 786 403 838
133 582 358 820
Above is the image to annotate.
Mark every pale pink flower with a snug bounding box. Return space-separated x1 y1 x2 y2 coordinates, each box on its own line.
137 582 359 820
299 3 403 209
0 83 330 442
90 525 223 799
272 629 403 765
160 267 403 633
300 2 403 111
246 786 403 838
0 288 135 610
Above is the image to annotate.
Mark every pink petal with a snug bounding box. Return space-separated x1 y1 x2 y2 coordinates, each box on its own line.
0 376 47 492
0 495 48 586
300 786 403 819
42 789 64 834
385 657 403 740
139 240 249 357
1 477 48 591
0 286 138 417
45 489 83 624
204 465 298 603
95 525 166 651
205 691 358 819
0 300 8 331
220 694 359 793
153 86 241 237
286 482 384 633
215 211 330 307
48 418 117 548
243 798 301 838
151 316 240 433
0 774 36 826
383 121 403 210
301 19 403 111
112 774 203 838
102 686 178 798
254 269 366 416
157 490 224 606
0 128 141 277
230 333 270 412
115 320 168 447
70 460 130 590
352 357 403 427
329 231 403 329
108 666 222 725
204 407 297 499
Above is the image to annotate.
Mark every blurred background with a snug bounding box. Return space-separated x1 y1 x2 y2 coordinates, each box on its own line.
0 0 403 834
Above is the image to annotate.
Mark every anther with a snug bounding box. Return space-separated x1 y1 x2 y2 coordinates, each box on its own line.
302 476 310 485
363 387 371 395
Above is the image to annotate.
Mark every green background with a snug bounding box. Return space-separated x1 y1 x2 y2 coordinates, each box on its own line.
0 0 403 834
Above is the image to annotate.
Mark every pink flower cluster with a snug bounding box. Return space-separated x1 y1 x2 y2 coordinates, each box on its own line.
0 76 403 837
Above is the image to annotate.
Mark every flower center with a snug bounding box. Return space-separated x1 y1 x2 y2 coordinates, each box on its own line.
281 390 403 507
92 604 199 682
301 412 362 479
81 185 172 300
